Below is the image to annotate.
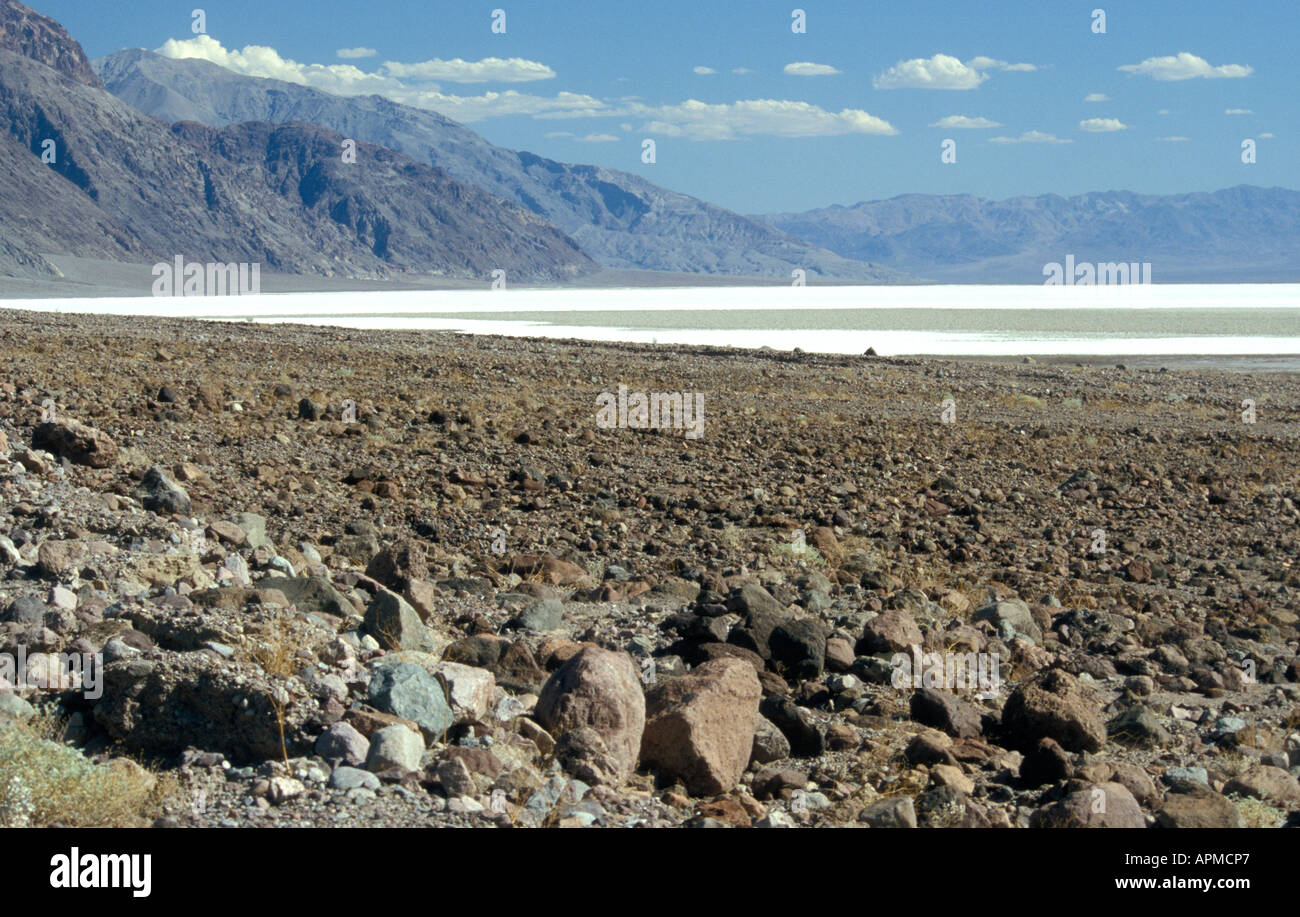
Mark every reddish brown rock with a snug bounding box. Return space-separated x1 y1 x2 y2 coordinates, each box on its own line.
1223 765 1300 808
1030 782 1146 828
1156 785 1244 828
640 657 762 796
860 608 923 654
1002 669 1107 753
366 539 429 594
32 418 118 468
507 553 591 586
535 646 645 786
695 797 751 827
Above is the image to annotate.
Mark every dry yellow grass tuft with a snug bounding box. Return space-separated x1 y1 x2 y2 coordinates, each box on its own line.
0 713 176 827
246 611 301 768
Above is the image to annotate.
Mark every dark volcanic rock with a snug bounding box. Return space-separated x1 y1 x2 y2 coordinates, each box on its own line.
910 687 984 739
767 617 829 681
94 653 315 764
759 694 825 757
1019 737 1074 786
137 465 192 515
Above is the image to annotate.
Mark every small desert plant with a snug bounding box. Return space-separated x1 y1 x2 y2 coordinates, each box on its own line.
1229 794 1285 828
770 541 827 567
247 612 299 768
0 713 173 827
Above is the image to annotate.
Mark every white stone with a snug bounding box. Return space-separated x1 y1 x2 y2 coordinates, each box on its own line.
494 694 527 723
365 724 424 772
268 776 305 803
430 661 496 724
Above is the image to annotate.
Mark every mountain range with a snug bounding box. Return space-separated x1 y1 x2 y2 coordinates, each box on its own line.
758 186 1300 283
0 1 595 283
2 0 1297 288
93 47 899 283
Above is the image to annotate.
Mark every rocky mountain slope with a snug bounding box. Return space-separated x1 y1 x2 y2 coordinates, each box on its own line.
95 48 906 282
0 1 595 283
759 186 1300 283
0 0 99 87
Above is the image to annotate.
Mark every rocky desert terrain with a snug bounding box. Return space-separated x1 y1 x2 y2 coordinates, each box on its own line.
0 306 1297 829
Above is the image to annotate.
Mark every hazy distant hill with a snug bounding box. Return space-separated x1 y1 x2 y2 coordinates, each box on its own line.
759 186 1300 283
0 0 596 283
95 48 907 283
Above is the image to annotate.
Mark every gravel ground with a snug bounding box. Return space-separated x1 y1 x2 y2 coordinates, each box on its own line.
0 306 1297 829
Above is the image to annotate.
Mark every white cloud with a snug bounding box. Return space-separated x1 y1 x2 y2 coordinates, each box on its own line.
1079 117 1128 132
157 36 594 122
1156 136 1189 142
1084 93 1110 102
503 93 614 120
930 115 1002 129
1259 132 1275 138
693 66 716 75
784 62 841 76
155 36 890 138
732 67 754 75
967 56 1037 72
989 130 1072 144
1225 108 1252 115
547 131 620 142
1157 109 1171 115
381 57 555 83
159 35 393 95
874 54 987 90
641 99 896 140
336 47 376 60
1118 52 1252 81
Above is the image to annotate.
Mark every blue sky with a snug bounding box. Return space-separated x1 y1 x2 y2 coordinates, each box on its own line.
37 0 1298 213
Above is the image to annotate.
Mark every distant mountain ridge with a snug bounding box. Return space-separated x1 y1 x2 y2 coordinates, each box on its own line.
758 186 1300 283
0 2 595 283
94 48 907 282
6 0 1290 289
